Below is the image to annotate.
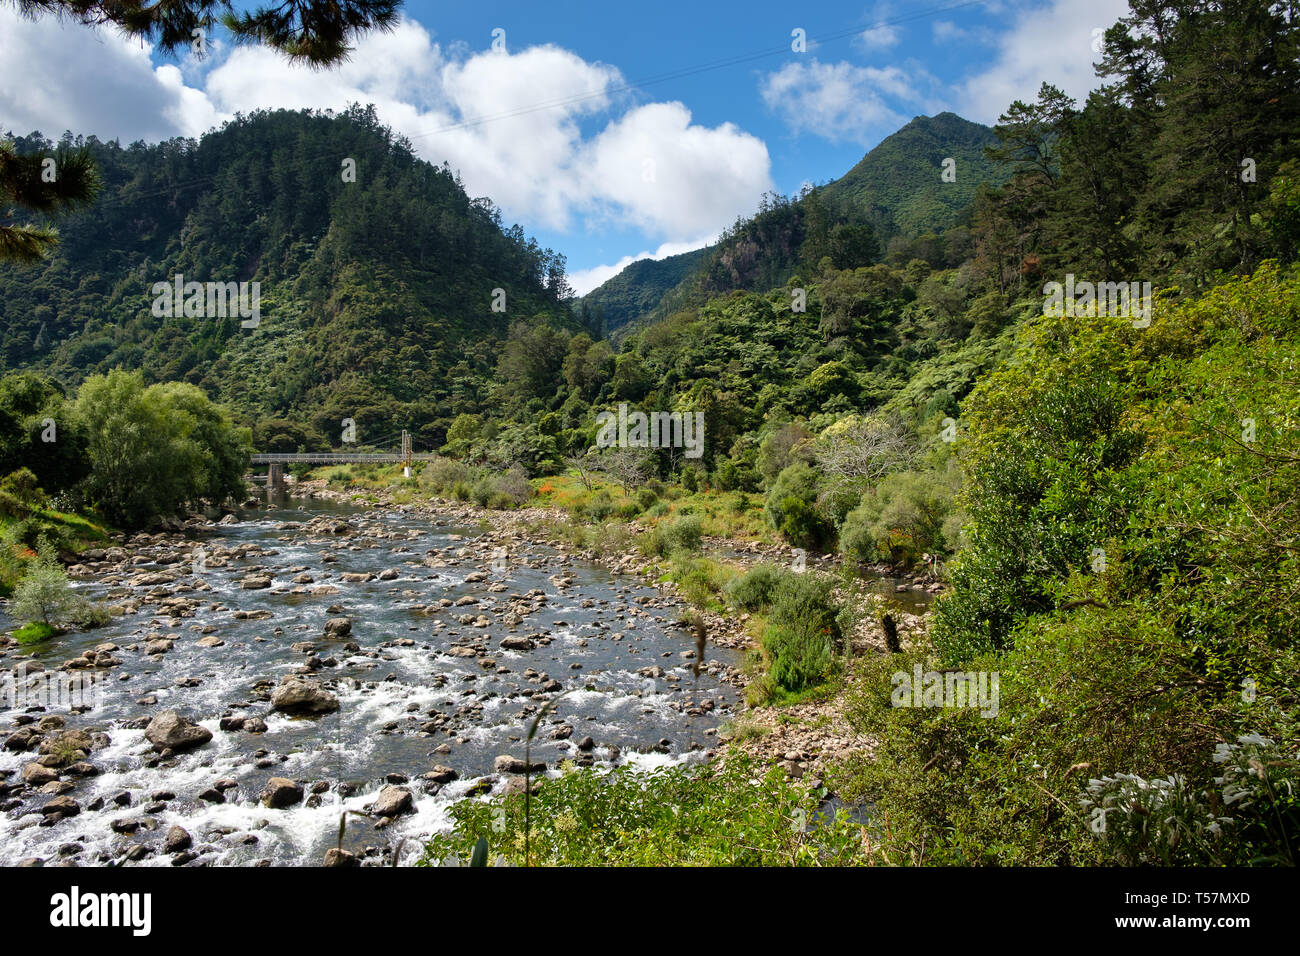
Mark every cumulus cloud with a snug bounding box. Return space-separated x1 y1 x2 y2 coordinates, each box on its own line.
0 13 771 250
760 59 930 145
951 0 1131 122
579 102 770 237
0 9 219 140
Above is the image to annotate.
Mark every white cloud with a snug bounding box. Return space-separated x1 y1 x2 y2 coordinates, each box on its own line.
952 0 1131 123
0 13 771 250
760 59 930 145
569 237 712 297
0 10 217 141
858 24 900 50
579 102 770 237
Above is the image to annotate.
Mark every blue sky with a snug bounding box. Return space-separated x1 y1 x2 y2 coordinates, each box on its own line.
0 0 1129 291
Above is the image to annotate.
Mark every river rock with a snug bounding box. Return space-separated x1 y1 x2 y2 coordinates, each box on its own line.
145 711 213 752
323 848 359 867
424 765 458 784
241 574 273 589
164 826 192 852
493 755 545 774
323 617 352 639
23 763 58 785
40 795 79 817
270 676 339 715
261 777 303 809
371 785 412 817
499 636 535 651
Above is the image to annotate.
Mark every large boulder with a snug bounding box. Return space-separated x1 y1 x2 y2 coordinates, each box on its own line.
370 785 412 818
322 617 352 639
144 711 213 752
261 777 304 809
164 826 192 853
493 755 545 775
270 676 339 715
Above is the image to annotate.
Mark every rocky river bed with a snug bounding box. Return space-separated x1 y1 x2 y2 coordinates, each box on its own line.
0 495 753 867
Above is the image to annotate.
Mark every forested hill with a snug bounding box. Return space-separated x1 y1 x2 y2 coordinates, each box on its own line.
818 112 1001 237
0 107 579 449
578 245 710 334
579 112 1002 332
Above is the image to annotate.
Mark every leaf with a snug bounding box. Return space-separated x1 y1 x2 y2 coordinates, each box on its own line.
469 836 489 867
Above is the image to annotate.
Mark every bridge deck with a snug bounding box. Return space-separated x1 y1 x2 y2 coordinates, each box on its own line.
249 453 437 464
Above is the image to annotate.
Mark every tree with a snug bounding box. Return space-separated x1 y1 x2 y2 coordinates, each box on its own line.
73 369 250 527
595 447 652 494
5 0 401 65
11 557 78 629
814 415 913 485
0 139 99 263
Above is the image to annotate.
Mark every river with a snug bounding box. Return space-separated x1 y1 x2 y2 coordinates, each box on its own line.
0 498 745 866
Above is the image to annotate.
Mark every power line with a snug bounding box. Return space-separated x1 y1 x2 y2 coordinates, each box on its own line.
47 0 988 217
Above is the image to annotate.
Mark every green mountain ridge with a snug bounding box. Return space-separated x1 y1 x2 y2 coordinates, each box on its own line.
0 106 579 449
580 111 1003 332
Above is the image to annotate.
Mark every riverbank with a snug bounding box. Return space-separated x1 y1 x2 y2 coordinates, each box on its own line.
0 493 758 865
288 473 943 783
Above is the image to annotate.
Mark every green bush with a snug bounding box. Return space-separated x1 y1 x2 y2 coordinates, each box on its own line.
421 456 471 495
14 621 55 645
650 513 703 556
0 468 44 517
724 563 786 611
839 471 955 568
764 463 832 548
761 572 843 696
418 757 865 867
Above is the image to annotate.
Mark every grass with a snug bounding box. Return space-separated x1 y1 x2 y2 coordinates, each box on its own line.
13 621 56 645
417 755 867 867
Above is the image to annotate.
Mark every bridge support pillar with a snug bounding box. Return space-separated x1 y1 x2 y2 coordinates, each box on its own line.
268 462 284 497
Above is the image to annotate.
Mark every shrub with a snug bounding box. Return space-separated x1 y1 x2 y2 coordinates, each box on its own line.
418 756 865 867
13 621 55 645
650 514 703 556
11 558 83 630
0 468 44 517
764 463 831 548
839 471 955 568
421 456 471 495
761 573 842 695
724 563 786 611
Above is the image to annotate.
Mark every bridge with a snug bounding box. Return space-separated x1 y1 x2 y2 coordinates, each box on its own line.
249 430 435 491
249 452 437 464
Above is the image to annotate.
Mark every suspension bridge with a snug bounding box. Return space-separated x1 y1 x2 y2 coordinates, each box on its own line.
249 429 436 490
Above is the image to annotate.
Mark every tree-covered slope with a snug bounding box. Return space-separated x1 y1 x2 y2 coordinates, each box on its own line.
819 111 1002 237
578 246 710 333
582 112 1003 333
0 106 578 448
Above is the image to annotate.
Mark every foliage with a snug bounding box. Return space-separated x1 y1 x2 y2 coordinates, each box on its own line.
842 263 1300 865
418 757 866 867
73 369 251 527
839 470 958 568
759 571 843 698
